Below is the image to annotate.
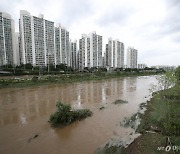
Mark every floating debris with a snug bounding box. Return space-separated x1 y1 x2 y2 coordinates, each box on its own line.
28 134 39 143
99 106 105 110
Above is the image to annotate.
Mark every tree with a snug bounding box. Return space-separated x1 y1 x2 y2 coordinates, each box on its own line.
124 68 131 72
49 64 56 71
56 64 67 72
175 66 180 81
83 67 90 72
156 71 176 91
1 64 13 68
25 63 33 69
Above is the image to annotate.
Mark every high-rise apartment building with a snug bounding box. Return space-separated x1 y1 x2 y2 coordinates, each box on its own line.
19 10 55 67
105 38 124 68
70 40 78 70
55 24 70 66
118 40 124 68
44 19 55 66
14 32 20 66
79 32 103 70
0 12 16 66
32 15 46 66
126 46 138 68
79 34 90 70
19 10 33 65
89 31 103 68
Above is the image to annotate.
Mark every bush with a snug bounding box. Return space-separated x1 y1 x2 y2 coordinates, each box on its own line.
49 101 93 127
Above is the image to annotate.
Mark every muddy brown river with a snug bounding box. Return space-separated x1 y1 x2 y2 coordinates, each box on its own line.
0 76 158 154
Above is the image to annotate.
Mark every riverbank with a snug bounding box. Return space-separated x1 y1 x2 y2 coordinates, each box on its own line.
96 84 180 154
0 71 161 89
96 68 180 154
124 82 180 154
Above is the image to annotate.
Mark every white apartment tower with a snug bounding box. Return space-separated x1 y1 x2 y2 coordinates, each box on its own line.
0 12 16 66
79 34 90 70
105 38 124 68
19 10 55 67
79 32 103 70
127 46 138 68
44 19 55 66
55 24 70 66
32 15 46 66
14 32 20 65
19 10 33 65
70 40 78 70
118 40 124 68
89 31 103 68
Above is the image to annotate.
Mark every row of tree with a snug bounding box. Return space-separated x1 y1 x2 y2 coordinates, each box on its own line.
0 63 166 75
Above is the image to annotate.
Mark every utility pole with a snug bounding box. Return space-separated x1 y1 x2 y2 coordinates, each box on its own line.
24 43 27 70
37 44 41 76
13 64 15 74
48 53 50 73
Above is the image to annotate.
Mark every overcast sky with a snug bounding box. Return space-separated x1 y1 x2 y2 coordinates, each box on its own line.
1 0 180 66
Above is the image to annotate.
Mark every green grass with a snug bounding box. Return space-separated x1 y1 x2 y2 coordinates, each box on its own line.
49 101 93 127
137 84 180 136
122 82 180 154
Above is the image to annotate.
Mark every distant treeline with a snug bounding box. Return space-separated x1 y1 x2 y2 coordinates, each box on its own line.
0 63 165 76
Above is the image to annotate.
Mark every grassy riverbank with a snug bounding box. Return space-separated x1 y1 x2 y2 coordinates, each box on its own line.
124 83 180 154
96 67 180 154
0 71 162 89
123 68 180 154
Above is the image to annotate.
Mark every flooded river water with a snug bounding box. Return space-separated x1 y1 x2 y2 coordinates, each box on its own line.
0 76 158 154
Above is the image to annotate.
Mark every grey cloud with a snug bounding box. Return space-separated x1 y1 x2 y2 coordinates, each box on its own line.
96 6 135 26
0 0 23 10
159 22 180 35
134 1 180 41
0 0 23 14
172 34 180 42
59 0 94 27
159 0 180 35
140 48 165 58
165 0 180 7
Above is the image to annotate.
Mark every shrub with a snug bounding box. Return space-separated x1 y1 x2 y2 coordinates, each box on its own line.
49 101 93 127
